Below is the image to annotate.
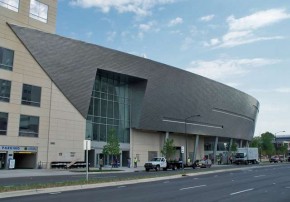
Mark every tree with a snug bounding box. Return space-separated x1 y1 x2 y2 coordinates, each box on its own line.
277 144 288 156
102 129 121 168
230 142 238 153
260 132 275 157
161 138 176 160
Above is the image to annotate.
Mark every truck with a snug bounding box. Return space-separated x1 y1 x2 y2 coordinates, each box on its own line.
233 147 259 165
144 157 183 171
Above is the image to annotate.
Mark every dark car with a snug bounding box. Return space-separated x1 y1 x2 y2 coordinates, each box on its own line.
269 156 283 163
288 156 290 162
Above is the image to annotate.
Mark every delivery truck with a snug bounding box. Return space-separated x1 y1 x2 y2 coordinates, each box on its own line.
233 147 259 165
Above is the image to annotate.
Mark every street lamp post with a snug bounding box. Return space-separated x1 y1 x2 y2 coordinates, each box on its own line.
185 114 201 165
274 130 285 154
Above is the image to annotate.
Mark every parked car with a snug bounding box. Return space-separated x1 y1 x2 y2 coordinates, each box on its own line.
192 159 212 168
269 156 283 163
288 156 290 162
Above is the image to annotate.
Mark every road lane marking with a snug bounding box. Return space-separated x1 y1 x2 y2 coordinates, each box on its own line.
254 175 265 178
163 181 169 183
49 192 62 195
180 185 206 191
230 188 254 196
118 186 126 188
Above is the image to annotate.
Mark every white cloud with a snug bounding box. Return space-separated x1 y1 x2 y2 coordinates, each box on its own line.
186 58 280 80
137 21 159 39
200 14 215 22
205 9 290 48
168 17 183 27
227 9 290 31
275 88 290 93
70 0 175 16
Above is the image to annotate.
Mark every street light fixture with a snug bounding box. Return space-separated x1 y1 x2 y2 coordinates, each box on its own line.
274 130 285 154
185 114 201 165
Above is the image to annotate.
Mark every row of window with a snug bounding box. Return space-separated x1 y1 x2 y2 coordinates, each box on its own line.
0 78 41 107
86 72 131 143
0 0 48 23
0 112 39 137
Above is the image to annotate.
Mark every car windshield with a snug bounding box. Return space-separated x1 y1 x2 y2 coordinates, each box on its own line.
235 153 244 158
151 157 161 161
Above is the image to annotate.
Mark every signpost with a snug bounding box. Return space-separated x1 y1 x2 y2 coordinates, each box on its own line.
84 140 91 182
181 146 184 169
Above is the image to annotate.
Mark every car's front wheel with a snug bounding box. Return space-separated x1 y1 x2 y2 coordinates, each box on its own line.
155 165 160 171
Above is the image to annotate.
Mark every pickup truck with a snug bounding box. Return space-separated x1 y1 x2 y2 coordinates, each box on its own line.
144 157 182 171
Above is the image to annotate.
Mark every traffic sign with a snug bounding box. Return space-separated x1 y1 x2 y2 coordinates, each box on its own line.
181 146 184 153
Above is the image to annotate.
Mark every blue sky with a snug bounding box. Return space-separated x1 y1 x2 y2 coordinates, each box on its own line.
56 0 290 137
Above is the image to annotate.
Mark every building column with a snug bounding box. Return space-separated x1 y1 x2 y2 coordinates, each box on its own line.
246 141 249 148
193 135 199 162
165 132 169 140
240 139 243 148
213 136 218 164
229 138 233 152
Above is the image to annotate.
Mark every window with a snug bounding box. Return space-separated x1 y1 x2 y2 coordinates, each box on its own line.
0 47 14 71
19 115 39 137
0 112 8 135
0 79 11 102
86 72 131 143
0 0 19 12
29 0 48 23
22 84 41 107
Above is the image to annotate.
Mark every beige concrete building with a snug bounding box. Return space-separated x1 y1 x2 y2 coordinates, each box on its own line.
0 0 85 169
0 0 259 170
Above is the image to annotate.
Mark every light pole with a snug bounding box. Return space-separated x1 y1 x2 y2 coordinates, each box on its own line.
274 130 285 154
185 114 201 165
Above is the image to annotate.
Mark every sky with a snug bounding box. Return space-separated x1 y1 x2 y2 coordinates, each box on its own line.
56 0 290 137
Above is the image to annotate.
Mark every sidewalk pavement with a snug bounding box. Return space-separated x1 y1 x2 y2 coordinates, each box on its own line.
0 166 145 179
0 164 230 179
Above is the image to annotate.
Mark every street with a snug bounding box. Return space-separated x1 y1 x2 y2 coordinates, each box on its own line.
1 164 290 202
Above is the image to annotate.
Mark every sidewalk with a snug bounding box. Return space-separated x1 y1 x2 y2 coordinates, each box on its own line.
0 166 145 179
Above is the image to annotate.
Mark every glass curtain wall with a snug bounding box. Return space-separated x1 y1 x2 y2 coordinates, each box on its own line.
86 72 130 143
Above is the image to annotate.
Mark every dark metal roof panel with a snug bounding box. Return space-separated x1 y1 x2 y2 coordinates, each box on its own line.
9 24 260 141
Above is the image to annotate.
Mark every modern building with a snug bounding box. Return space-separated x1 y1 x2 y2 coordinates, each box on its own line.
0 0 259 169
275 135 290 156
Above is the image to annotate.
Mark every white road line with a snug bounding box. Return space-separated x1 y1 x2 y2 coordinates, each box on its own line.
49 192 62 195
118 186 126 188
163 181 169 183
230 188 254 196
180 185 206 191
254 175 265 178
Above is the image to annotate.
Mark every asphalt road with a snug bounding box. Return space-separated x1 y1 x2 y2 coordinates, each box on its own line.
0 165 238 187
2 164 290 202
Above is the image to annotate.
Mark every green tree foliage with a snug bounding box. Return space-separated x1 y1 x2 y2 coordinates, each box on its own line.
260 132 275 156
161 138 176 160
102 129 121 160
249 136 262 148
277 144 288 156
230 143 238 153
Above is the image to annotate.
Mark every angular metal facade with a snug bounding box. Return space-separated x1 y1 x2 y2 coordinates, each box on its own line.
9 24 259 141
